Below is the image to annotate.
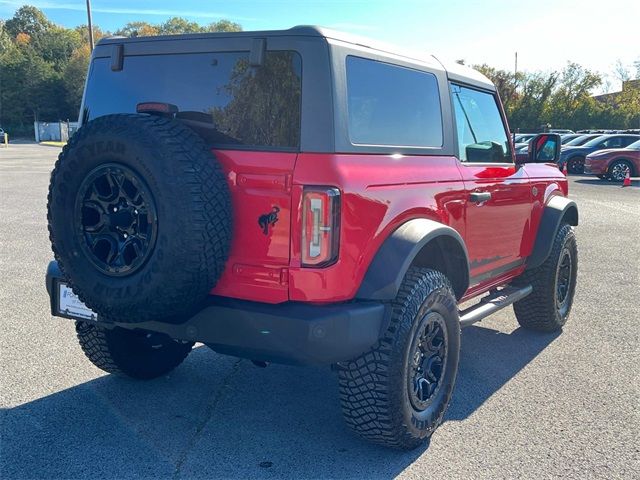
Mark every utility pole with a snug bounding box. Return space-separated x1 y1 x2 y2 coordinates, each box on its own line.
86 0 94 51
514 51 518 76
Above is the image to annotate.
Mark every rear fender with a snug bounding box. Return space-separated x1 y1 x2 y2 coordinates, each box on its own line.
356 218 470 301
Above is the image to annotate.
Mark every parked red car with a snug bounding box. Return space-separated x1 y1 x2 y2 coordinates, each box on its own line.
584 139 640 181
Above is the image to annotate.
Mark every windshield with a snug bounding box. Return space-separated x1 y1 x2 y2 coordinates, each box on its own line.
561 134 580 144
626 139 640 150
565 135 598 146
582 136 610 147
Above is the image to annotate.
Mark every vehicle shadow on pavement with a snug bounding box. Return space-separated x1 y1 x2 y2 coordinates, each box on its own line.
449 325 560 421
1 326 558 479
574 178 621 186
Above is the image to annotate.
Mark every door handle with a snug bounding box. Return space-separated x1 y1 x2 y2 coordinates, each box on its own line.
469 191 492 203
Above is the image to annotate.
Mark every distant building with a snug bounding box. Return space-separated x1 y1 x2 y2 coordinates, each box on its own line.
34 121 79 142
593 79 640 104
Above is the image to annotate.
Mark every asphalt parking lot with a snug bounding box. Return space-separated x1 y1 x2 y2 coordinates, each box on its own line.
1 142 638 479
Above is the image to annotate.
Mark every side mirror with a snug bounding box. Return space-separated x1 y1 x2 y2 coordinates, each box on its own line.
523 133 561 164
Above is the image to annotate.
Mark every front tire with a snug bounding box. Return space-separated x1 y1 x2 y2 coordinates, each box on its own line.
513 223 578 332
76 322 193 379
337 268 460 450
567 156 585 174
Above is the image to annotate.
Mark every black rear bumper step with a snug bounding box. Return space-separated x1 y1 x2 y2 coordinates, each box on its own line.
459 285 532 328
46 260 388 366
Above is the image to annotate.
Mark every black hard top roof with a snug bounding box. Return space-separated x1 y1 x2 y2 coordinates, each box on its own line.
97 25 493 90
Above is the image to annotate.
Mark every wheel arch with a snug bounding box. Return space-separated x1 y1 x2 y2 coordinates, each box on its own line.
356 218 470 301
526 195 578 270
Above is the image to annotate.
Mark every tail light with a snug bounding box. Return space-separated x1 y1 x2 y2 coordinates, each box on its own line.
301 187 340 267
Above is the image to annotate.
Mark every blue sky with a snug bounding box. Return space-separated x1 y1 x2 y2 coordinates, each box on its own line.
1 0 638 90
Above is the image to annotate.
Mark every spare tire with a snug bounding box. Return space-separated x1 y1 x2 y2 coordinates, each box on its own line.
47 114 232 323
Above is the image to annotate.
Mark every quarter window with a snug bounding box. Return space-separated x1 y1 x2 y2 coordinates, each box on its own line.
346 56 443 147
451 84 511 163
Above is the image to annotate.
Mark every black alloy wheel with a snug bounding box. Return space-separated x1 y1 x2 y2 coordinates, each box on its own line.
568 157 584 174
555 248 573 317
76 163 158 276
609 160 632 182
407 312 448 412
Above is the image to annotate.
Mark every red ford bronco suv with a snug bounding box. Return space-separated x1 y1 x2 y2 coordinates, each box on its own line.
46 27 578 450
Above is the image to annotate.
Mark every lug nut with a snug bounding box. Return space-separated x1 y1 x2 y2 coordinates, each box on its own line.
113 207 118 212
123 233 128 238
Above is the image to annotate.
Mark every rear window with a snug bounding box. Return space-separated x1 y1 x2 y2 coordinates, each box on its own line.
83 51 302 150
346 56 443 147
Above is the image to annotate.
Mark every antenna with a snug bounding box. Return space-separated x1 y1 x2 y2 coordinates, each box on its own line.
86 0 94 51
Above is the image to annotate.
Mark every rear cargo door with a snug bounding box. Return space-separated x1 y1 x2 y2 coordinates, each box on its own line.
81 45 303 303
211 150 297 303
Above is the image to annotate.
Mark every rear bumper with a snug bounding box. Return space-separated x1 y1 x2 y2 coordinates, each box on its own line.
46 261 387 365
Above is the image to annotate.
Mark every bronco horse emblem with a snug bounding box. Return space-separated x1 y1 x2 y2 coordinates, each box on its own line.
258 206 280 235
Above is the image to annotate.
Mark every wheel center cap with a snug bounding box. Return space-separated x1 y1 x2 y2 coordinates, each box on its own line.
110 208 134 229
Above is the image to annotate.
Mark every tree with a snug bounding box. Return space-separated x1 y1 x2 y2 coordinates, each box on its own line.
0 45 58 126
113 17 243 38
114 22 159 38
63 45 91 113
545 63 602 129
38 26 82 70
511 72 558 131
0 20 13 54
159 17 203 35
4 5 51 39
207 20 242 32
614 59 631 83
74 24 107 45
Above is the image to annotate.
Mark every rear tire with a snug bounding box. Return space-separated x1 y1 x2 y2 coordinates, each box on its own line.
76 321 193 379
337 268 460 450
513 223 577 332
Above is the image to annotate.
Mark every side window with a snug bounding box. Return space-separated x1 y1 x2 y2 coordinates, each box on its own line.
346 56 443 147
450 84 511 163
602 137 622 148
620 136 637 147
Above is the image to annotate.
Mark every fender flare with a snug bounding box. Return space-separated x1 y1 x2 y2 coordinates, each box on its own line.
356 218 470 301
526 196 578 270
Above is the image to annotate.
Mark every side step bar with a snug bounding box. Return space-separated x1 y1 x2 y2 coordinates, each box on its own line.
459 285 533 328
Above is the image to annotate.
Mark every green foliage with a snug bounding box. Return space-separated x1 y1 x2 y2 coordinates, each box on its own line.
4 5 51 38
207 20 243 33
63 45 91 111
476 62 639 131
114 21 159 37
0 5 243 136
158 17 203 35
37 26 82 70
114 17 242 37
